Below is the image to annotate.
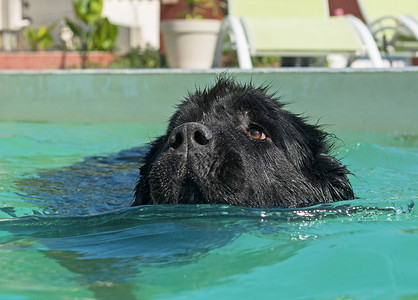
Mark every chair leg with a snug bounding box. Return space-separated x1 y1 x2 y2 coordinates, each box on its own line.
346 15 384 68
228 17 253 69
397 15 418 39
212 19 229 68
346 55 355 67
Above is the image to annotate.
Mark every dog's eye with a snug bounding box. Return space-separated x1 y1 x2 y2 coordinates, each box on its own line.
247 126 266 140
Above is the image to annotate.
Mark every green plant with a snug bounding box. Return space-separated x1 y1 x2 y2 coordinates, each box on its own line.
92 18 118 51
251 56 281 68
220 49 281 68
65 0 118 68
179 0 223 19
23 25 56 51
110 47 167 69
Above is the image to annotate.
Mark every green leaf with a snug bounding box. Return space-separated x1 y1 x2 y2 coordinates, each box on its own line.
92 17 118 51
23 25 55 51
72 0 103 25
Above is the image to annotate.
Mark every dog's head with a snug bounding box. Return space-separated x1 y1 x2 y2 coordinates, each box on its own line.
133 78 354 208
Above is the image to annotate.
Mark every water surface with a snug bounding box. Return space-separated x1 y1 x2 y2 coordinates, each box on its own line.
0 123 416 299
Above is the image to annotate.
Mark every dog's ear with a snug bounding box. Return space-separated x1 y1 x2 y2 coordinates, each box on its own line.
283 116 355 202
132 136 166 206
314 152 355 201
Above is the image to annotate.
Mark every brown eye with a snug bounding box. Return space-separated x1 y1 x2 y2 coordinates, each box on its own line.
247 127 266 140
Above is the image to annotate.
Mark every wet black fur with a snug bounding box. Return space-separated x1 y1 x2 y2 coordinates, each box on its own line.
133 78 354 208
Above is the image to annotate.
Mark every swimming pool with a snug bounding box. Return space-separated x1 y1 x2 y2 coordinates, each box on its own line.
0 121 416 299
0 69 417 299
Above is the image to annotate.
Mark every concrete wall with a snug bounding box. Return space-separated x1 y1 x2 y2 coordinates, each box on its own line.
0 68 417 135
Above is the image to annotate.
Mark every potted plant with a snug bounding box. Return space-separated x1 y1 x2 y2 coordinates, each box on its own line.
65 0 118 68
160 0 224 69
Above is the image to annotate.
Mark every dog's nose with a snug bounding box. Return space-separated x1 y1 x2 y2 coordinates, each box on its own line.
168 122 213 153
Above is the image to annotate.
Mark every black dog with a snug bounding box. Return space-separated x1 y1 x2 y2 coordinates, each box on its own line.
132 78 354 208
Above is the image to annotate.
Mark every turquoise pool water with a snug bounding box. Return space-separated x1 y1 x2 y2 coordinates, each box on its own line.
0 123 417 299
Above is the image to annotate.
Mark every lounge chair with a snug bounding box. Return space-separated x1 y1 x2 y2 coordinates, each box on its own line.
213 0 384 68
358 0 418 56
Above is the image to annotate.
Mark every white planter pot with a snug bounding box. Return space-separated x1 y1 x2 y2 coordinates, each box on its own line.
161 19 221 69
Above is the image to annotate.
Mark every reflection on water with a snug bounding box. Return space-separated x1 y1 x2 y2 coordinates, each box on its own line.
0 202 415 299
16 147 149 215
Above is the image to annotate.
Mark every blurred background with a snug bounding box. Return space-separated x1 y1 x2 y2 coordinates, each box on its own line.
0 0 417 69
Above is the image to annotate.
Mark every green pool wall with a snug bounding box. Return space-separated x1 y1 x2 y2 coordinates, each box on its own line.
0 68 417 135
